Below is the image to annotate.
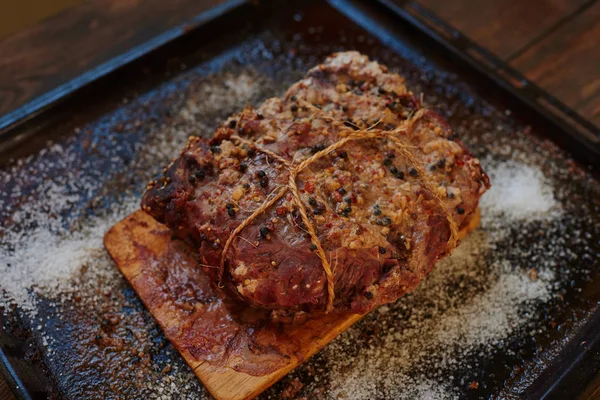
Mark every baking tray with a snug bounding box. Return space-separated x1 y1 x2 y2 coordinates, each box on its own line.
1 0 599 399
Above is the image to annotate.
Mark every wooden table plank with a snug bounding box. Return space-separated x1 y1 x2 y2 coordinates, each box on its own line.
0 0 83 40
0 379 15 400
579 371 600 400
0 0 225 117
417 0 590 60
510 1 600 125
417 0 600 126
418 0 589 59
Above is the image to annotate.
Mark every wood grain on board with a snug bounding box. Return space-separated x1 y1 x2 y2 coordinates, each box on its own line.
103 209 478 400
0 0 225 117
103 210 365 400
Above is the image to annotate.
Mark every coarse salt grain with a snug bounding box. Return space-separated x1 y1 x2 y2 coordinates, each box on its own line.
480 161 559 220
0 68 270 399
0 70 266 312
0 186 137 311
324 161 562 399
0 56 593 400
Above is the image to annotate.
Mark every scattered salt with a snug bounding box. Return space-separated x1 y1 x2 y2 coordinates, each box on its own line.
0 68 270 399
0 70 266 312
0 56 596 400
480 161 559 220
0 186 137 310
322 160 567 399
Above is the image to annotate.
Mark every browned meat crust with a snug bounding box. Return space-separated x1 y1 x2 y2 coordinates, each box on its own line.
142 52 490 320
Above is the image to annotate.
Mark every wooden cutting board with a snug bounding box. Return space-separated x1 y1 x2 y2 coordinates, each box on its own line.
104 209 479 400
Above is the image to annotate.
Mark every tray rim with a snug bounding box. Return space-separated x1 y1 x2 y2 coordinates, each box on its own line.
372 0 600 169
1 0 599 398
0 347 30 400
0 0 247 135
368 1 600 397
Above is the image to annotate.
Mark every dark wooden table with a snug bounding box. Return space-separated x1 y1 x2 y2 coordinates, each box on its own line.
0 1 598 399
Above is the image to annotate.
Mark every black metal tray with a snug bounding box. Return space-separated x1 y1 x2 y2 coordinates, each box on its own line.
1 1 599 399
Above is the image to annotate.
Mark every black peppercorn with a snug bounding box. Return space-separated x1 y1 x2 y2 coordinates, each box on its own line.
256 170 266 178
308 196 318 207
342 105 349 112
188 175 196 184
342 206 352 217
364 291 373 299
259 227 271 239
210 145 221 154
337 188 347 195
247 149 256 158
373 204 382 216
390 166 398 174
395 170 405 180
378 87 386 94
195 170 205 180
339 151 348 159
227 208 235 217
383 158 392 166
228 120 237 129
313 203 326 215
239 162 248 172
376 216 392 226
260 177 269 188
409 168 418 177
309 244 317 251
291 104 298 112
291 95 297 101
311 144 325 153
378 246 387 254
457 206 465 215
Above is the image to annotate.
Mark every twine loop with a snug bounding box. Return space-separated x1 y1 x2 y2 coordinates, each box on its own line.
218 104 458 313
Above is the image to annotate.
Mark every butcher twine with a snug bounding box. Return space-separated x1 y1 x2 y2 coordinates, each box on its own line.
219 103 459 313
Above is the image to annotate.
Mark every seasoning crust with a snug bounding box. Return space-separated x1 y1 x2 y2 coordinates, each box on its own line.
142 52 490 321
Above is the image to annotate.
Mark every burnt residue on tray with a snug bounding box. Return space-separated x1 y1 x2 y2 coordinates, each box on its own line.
0 0 599 399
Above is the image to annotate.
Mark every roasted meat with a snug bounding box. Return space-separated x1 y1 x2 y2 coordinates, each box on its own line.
142 51 490 320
